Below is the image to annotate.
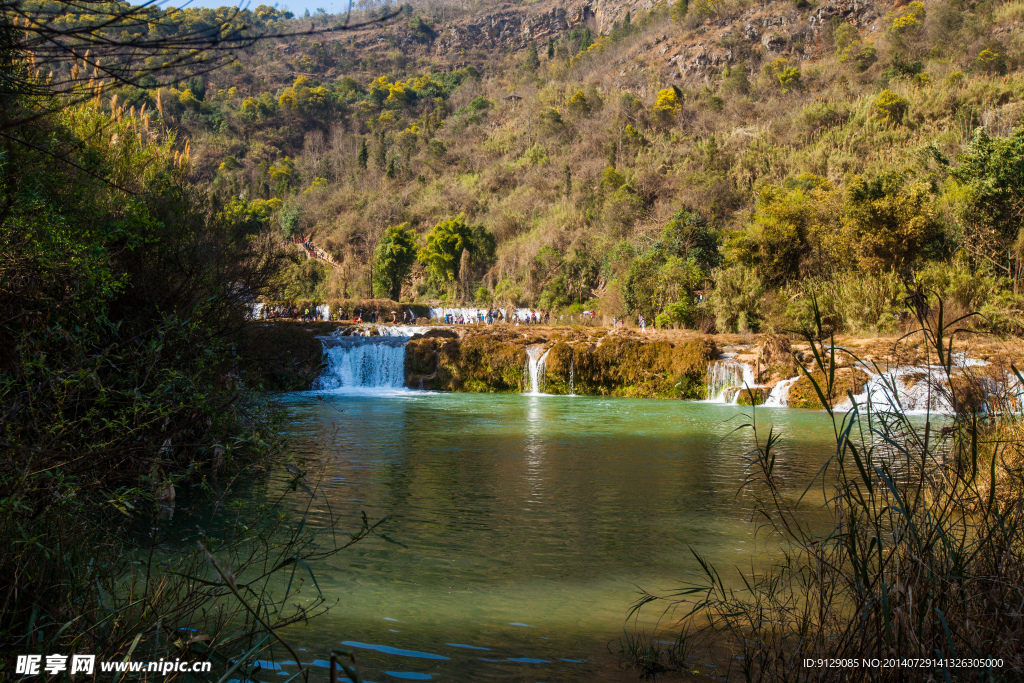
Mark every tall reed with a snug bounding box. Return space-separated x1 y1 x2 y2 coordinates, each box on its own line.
630 288 1024 681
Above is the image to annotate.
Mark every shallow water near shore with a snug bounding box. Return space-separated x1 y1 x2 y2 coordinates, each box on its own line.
256 392 848 681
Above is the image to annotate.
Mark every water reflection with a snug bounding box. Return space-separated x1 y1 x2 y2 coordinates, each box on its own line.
268 393 846 681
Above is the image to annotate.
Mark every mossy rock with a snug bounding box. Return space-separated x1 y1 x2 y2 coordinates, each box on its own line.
412 328 459 340
737 387 770 406
404 331 717 398
540 335 717 398
787 367 870 410
405 331 528 392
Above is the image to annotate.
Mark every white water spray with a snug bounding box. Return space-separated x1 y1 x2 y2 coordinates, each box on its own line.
839 366 958 414
525 345 551 395
569 355 575 396
763 376 799 407
705 359 757 403
316 337 408 392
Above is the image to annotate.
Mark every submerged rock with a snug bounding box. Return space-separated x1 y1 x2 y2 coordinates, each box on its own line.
737 387 770 406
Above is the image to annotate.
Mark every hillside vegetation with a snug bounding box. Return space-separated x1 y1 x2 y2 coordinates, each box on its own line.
102 0 1024 336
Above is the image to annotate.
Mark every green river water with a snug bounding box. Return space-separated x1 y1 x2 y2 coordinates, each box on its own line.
246 391 842 682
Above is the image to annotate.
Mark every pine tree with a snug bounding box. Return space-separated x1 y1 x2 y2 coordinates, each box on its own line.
580 27 592 51
386 158 397 179
563 163 572 195
547 36 555 59
357 138 368 169
525 39 540 71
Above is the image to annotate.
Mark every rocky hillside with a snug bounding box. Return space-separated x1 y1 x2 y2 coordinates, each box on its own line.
135 0 1024 337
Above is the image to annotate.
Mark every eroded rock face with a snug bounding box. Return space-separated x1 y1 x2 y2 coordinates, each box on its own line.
592 0 658 33
405 329 718 398
757 334 798 384
433 1 592 55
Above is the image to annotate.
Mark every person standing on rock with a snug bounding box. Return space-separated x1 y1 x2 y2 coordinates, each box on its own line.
639 315 646 333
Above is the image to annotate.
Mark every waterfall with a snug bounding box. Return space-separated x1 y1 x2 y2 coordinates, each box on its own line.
525 345 550 395
316 303 331 321
372 325 431 337
705 359 757 403
839 366 957 414
569 355 575 396
765 362 992 414
763 376 799 407
316 337 408 393
329 325 431 338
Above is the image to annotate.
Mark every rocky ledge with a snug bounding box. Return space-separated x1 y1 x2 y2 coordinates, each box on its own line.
405 326 717 398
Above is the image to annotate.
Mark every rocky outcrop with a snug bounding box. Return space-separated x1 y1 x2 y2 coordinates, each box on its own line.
405 328 717 398
433 1 592 55
615 0 886 84
592 0 657 34
786 367 871 410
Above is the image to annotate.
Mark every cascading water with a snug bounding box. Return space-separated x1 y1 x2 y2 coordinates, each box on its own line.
705 359 757 403
316 337 408 392
372 325 431 337
763 361 994 414
525 345 550 395
763 376 799 407
839 366 958 414
569 355 575 396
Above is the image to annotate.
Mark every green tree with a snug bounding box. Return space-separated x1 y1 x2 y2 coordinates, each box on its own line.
623 253 660 320
375 133 387 170
547 36 555 59
418 214 493 286
623 209 719 322
375 223 420 300
357 138 368 169
725 175 842 285
524 39 540 72
660 208 722 271
709 264 764 332
949 126 1024 279
842 174 941 273
580 27 593 51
